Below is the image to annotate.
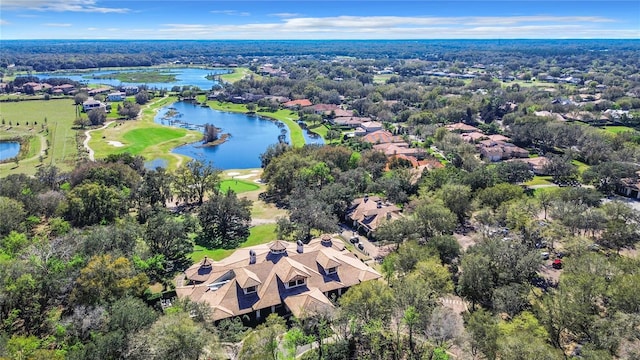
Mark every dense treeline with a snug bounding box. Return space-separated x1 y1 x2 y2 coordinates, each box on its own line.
2 39 638 71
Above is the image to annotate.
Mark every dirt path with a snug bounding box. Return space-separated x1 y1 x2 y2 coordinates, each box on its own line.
84 121 115 161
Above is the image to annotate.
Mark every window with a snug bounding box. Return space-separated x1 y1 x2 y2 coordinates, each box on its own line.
244 286 257 294
287 278 306 288
327 267 337 274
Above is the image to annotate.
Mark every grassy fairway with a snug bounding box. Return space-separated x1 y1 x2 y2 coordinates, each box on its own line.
373 74 394 84
219 179 260 193
0 99 79 177
218 67 261 83
207 101 307 147
602 125 636 134
190 223 278 262
89 96 201 169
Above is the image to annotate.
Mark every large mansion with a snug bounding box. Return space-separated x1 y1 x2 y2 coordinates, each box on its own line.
175 235 381 322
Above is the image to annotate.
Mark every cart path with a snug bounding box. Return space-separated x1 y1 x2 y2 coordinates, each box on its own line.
84 121 115 161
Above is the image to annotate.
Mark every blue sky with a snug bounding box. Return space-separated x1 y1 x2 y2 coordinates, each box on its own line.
1 0 638 39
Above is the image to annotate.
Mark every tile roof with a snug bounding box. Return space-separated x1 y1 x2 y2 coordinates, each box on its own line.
176 236 381 321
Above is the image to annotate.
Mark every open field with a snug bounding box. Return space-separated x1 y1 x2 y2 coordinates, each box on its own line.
219 179 260 193
373 74 394 84
601 125 637 134
218 67 261 83
190 223 278 262
88 96 201 169
0 98 79 176
524 175 554 186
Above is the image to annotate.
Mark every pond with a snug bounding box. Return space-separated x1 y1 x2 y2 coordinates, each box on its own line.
0 142 20 161
154 101 323 169
36 67 228 90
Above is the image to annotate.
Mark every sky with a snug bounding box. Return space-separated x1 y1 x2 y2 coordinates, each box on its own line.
0 0 638 40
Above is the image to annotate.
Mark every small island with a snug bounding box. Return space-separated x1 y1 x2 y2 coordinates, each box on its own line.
88 70 178 83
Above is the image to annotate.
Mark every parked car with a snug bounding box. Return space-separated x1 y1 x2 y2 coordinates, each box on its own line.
541 252 550 260
357 243 364 251
552 259 563 269
350 237 359 244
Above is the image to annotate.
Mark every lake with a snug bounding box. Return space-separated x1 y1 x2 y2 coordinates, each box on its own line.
36 68 228 90
154 101 323 169
0 142 20 161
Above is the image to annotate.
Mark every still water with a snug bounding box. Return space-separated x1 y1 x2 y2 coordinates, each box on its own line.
154 101 323 169
0 142 20 161
36 68 228 90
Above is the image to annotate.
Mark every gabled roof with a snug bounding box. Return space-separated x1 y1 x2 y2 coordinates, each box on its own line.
284 288 334 318
176 237 381 321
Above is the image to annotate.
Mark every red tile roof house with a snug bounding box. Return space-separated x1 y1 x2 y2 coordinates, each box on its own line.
346 195 402 236
176 236 381 323
283 99 313 109
362 130 404 145
445 123 480 133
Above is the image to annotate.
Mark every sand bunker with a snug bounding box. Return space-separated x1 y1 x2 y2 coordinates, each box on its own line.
227 172 241 176
234 174 254 179
107 141 125 147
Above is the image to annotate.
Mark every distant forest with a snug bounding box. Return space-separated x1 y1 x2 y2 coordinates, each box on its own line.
1 39 639 71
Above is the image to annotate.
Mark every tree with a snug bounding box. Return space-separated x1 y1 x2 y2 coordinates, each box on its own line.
134 91 149 105
435 183 473 225
202 123 219 144
127 312 218 360
64 183 127 227
466 309 499 360
494 161 534 184
0 196 26 237
71 254 148 305
412 197 456 240
173 160 221 205
374 217 416 250
458 252 494 309
74 92 89 105
476 183 525 210
117 100 141 119
145 210 195 271
339 280 395 325
197 189 252 249
87 108 106 126
238 314 286 360
582 162 639 195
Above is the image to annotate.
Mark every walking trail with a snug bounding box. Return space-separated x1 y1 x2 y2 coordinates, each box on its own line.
83 121 115 161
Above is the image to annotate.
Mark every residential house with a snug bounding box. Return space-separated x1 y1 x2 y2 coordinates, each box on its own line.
122 86 139 95
283 99 313 109
362 130 404 145
82 98 105 112
52 84 75 94
346 195 402 236
308 104 340 115
331 116 371 128
360 121 383 133
175 236 381 323
479 140 529 162
445 123 480 133
107 92 126 101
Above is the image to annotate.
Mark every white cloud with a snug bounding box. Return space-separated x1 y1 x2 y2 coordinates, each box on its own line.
43 23 72 27
0 19 8 25
269 13 302 18
154 14 634 39
1 0 129 13
210 10 250 16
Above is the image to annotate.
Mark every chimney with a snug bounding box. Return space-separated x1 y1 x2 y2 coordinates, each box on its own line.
249 250 256 264
297 240 304 253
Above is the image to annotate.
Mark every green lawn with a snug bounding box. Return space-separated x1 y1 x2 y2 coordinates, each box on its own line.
524 176 554 186
219 179 260 193
373 74 394 84
218 67 261 83
571 159 590 175
189 223 278 262
602 125 636 134
0 98 79 176
89 96 201 170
